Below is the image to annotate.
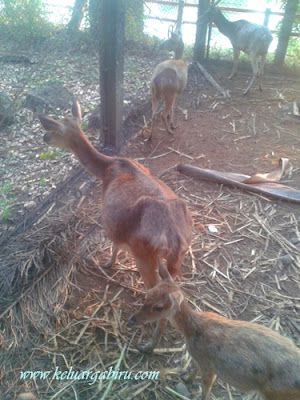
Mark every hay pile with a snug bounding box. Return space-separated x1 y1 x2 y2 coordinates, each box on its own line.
1 165 299 400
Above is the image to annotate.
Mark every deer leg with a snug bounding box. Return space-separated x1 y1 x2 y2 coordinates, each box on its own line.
148 89 160 142
136 254 184 353
201 371 216 400
183 360 200 383
228 48 240 80
170 94 179 130
102 244 119 269
134 256 168 353
243 53 259 95
167 252 185 278
162 95 174 134
258 52 267 91
137 318 168 353
135 256 161 289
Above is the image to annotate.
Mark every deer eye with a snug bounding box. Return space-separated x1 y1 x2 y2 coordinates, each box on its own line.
153 306 164 312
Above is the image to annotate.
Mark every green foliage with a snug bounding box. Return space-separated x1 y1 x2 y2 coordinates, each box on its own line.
39 151 54 160
285 21 300 66
1 206 11 220
125 0 144 41
268 0 300 65
36 77 64 87
81 121 88 130
40 149 66 160
0 180 11 194
183 44 193 61
288 1 300 64
0 0 54 43
0 181 13 220
38 177 46 186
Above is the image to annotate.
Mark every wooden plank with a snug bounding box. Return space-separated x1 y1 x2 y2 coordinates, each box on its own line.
144 1 300 18
146 16 299 37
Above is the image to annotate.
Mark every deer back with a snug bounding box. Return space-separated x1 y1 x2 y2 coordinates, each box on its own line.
101 163 192 260
152 30 187 94
202 7 272 55
152 60 187 96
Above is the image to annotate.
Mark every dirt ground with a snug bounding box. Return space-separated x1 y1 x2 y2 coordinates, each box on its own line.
1 43 300 400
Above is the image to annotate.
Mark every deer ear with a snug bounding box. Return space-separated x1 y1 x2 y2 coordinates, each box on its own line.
38 115 65 134
169 291 184 309
72 100 82 124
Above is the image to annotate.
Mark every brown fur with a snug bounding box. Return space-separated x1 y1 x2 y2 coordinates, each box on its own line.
129 281 300 400
149 31 188 141
38 101 193 352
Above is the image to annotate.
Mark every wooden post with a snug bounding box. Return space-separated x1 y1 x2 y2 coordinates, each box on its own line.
175 0 185 33
99 0 125 150
205 21 213 60
264 8 271 27
193 0 210 62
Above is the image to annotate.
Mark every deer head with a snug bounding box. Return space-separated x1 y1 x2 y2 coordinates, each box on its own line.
128 280 184 327
199 0 222 24
38 101 83 151
159 31 184 59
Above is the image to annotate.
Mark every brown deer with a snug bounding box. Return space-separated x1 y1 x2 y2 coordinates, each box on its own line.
201 1 273 95
38 101 192 353
149 30 188 141
128 267 300 400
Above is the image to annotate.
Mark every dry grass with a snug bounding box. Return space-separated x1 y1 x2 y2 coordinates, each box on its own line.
0 32 299 400
1 165 299 400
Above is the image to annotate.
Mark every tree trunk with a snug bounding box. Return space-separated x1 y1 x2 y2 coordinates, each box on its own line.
274 0 298 66
67 0 87 31
193 0 210 62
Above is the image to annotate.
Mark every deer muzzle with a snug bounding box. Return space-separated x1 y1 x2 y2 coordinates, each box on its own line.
127 315 136 327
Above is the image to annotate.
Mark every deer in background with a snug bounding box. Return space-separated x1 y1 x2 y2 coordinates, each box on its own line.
149 30 188 141
38 101 192 353
201 0 273 95
128 266 300 400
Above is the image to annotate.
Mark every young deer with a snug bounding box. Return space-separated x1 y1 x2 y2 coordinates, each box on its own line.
128 269 300 400
201 2 272 95
149 31 188 141
38 101 192 353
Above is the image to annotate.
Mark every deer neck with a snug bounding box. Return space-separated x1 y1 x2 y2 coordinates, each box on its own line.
169 300 198 338
213 10 234 38
174 42 184 60
69 131 112 179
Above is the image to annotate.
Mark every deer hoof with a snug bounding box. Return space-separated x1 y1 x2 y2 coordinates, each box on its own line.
137 342 155 354
167 126 175 135
179 371 191 383
101 259 114 269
